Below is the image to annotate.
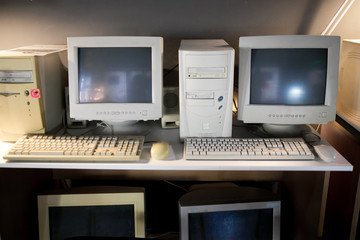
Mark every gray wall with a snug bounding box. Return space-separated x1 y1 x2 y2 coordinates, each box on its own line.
1 0 360 68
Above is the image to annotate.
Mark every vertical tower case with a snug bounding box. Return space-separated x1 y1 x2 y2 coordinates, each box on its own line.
0 45 67 141
179 40 234 139
337 39 360 132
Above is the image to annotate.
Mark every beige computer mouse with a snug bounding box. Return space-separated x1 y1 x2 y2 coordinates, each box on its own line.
150 142 169 160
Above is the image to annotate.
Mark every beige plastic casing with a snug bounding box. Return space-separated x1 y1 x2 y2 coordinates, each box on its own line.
0 46 67 142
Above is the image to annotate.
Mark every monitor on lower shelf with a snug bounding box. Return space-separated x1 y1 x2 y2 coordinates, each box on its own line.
179 183 281 240
37 186 145 240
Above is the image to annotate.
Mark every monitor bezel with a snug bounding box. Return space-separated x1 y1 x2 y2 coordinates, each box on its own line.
67 36 163 122
37 191 146 240
179 200 281 240
237 35 340 125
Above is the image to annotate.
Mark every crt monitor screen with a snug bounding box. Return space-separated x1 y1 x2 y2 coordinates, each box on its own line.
250 48 328 106
78 47 152 104
49 204 135 239
189 207 274 239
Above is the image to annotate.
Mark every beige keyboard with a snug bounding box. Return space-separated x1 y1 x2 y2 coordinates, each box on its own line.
4 135 144 162
184 137 314 160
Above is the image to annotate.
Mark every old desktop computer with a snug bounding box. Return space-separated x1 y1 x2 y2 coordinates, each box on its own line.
179 183 281 240
337 39 360 132
237 35 340 136
37 186 146 240
179 39 234 139
0 45 67 142
67 36 163 134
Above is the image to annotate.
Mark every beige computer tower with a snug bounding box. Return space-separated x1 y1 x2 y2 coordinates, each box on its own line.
337 40 360 132
179 39 234 139
0 45 67 142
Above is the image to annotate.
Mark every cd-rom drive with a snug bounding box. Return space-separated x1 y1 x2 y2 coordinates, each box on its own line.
179 40 234 139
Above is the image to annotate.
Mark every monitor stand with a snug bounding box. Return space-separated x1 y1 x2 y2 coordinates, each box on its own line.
261 123 312 138
93 120 152 135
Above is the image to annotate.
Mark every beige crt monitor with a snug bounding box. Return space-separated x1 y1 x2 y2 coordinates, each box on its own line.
0 45 67 142
37 186 146 239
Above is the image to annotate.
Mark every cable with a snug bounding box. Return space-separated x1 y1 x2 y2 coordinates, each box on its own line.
163 180 188 193
163 64 179 79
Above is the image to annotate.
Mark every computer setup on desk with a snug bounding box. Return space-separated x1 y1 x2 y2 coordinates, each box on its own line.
0 34 355 240
1 35 343 164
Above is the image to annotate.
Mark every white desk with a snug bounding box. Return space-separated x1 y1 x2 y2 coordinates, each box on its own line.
0 122 353 172
0 122 353 240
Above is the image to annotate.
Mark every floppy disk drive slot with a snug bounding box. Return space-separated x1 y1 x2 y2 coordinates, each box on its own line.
186 92 214 99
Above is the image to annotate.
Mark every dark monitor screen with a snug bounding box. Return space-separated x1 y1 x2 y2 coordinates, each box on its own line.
78 47 152 104
49 205 135 240
250 48 328 105
188 208 273 240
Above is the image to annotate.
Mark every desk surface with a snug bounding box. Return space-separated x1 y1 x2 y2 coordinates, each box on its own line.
0 122 353 172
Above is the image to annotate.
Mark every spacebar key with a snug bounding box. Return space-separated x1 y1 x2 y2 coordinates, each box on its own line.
30 150 64 155
207 151 240 156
